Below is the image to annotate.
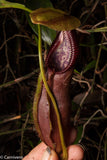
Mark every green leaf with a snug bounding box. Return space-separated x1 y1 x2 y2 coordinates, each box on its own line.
0 0 31 13
25 0 56 45
26 13 56 45
41 26 56 45
30 8 81 31
74 125 83 144
74 69 81 74
83 60 96 73
87 26 107 33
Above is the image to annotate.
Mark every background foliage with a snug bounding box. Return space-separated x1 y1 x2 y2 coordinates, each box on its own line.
0 0 107 159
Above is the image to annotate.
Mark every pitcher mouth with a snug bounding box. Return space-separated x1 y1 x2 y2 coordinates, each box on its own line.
45 30 79 74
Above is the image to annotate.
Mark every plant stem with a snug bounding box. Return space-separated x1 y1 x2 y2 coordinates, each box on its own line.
0 128 30 136
38 24 67 160
0 69 38 89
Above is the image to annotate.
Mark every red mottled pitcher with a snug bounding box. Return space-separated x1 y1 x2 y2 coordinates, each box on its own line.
33 30 79 156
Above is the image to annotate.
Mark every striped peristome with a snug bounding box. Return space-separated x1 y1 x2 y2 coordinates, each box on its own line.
46 30 79 73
